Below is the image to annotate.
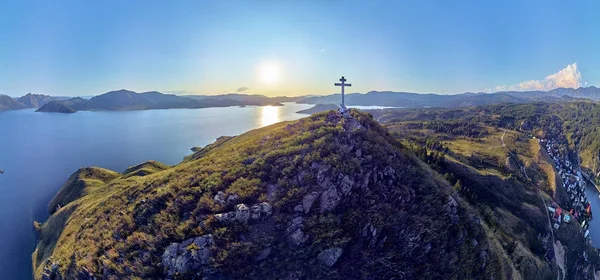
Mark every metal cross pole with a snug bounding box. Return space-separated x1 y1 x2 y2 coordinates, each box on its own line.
334 76 351 112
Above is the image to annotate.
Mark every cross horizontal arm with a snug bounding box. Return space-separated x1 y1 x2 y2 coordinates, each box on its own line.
334 83 352 87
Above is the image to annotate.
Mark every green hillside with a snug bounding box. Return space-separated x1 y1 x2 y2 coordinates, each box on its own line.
34 109 599 279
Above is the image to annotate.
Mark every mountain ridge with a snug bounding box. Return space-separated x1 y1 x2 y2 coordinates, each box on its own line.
9 86 600 113
34 110 513 279
36 90 290 113
0 93 57 111
297 87 599 108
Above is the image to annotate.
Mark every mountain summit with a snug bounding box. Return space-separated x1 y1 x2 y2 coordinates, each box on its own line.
35 109 574 279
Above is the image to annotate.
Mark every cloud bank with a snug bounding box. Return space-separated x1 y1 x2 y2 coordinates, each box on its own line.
237 86 249 92
494 63 583 92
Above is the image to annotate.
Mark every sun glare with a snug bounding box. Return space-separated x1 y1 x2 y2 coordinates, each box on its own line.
260 105 280 127
257 61 280 85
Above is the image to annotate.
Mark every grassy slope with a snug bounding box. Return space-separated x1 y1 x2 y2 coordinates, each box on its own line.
122 160 170 178
35 110 514 279
387 115 600 279
47 167 121 214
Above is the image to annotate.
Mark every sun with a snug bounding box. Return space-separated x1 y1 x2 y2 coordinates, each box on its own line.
257 61 280 85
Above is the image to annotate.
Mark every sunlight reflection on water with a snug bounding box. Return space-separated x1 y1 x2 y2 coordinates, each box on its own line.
261 105 280 127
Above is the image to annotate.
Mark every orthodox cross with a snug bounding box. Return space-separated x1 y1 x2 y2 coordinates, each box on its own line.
334 76 351 113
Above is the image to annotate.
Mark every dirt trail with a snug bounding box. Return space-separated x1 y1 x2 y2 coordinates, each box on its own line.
488 129 507 150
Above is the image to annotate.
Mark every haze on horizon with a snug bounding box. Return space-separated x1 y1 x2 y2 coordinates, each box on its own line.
1 0 599 97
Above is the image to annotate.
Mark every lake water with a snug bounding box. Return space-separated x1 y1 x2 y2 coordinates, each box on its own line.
584 183 600 247
0 103 312 279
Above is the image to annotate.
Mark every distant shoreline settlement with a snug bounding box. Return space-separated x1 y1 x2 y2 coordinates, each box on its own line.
539 138 593 241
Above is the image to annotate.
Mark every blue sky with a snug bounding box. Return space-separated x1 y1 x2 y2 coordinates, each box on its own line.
1 0 599 97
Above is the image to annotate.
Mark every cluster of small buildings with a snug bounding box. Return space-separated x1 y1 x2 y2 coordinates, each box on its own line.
540 138 592 240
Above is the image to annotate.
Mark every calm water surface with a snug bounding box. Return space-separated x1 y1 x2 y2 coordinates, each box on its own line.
0 103 311 279
584 183 600 248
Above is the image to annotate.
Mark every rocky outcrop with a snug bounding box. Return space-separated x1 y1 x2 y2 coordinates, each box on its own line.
446 195 460 224
317 248 343 267
213 191 240 207
41 259 62 280
286 217 309 246
162 235 215 278
214 202 272 224
302 192 320 214
319 185 341 213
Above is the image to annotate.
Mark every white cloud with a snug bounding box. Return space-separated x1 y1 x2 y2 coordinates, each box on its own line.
494 63 582 92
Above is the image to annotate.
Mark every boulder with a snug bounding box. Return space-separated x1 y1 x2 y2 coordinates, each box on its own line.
293 204 304 213
446 196 459 224
214 212 235 223
215 202 272 224
339 175 354 195
317 248 343 267
235 204 250 223
162 235 215 278
213 191 226 206
316 164 331 183
286 217 305 235
319 186 341 213
288 228 309 246
259 202 273 214
302 192 320 214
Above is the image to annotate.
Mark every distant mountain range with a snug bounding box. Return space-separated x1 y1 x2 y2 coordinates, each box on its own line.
5 86 600 114
297 87 600 108
0 93 60 111
37 90 305 113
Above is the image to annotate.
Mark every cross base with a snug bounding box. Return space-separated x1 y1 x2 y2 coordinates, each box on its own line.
339 104 350 117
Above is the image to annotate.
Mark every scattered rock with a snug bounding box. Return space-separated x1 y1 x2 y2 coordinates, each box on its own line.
286 217 305 235
446 195 459 224
41 260 62 280
316 164 331 183
214 212 235 223
235 204 250 223
339 175 354 195
479 250 489 270
317 248 343 267
215 202 272 224
288 228 309 246
293 204 304 212
162 235 214 278
259 202 273 214
213 191 227 206
302 192 320 214
320 186 341 213
286 217 308 246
